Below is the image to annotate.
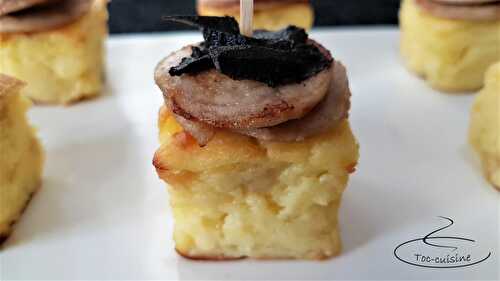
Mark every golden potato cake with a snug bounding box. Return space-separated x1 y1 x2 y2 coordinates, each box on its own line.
154 107 359 260
197 0 314 30
469 62 500 190
399 0 500 92
0 74 44 244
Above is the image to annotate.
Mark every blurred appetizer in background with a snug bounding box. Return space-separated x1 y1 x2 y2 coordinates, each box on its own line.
197 0 314 30
469 62 500 191
153 16 359 260
400 0 500 92
0 0 108 104
0 74 44 245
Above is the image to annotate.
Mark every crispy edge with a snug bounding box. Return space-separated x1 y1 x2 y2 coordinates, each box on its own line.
175 248 338 261
0 182 41 247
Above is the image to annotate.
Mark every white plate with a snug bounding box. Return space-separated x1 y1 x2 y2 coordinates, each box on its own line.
1 28 498 280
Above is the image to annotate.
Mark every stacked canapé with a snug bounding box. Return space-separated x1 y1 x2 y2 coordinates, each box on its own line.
153 17 359 260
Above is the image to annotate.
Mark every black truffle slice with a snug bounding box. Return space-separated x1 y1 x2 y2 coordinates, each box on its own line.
254 26 308 46
163 16 332 87
169 46 213 76
210 45 331 87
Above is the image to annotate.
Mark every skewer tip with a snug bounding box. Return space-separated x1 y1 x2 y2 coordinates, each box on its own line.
240 0 254 36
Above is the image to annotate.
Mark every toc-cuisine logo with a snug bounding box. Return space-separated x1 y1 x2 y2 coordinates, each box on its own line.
394 216 492 269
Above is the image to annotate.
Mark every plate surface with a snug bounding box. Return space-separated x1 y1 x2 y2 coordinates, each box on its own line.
1 28 499 280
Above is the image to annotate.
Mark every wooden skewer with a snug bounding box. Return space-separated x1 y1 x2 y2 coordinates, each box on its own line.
240 0 253 37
